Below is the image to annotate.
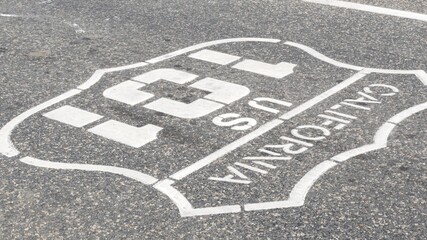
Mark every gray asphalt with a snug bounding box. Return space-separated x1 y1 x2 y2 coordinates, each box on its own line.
1 0 426 239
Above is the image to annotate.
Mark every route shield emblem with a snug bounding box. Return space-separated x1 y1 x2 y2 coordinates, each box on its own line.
1 38 426 217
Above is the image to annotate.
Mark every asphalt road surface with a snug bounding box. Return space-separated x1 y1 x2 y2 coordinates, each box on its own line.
1 0 426 239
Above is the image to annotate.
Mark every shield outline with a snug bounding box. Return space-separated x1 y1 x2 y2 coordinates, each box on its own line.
1 38 426 217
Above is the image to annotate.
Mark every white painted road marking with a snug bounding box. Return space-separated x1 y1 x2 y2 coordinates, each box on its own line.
0 89 81 157
303 0 427 23
88 120 163 148
43 105 103 128
232 59 296 79
189 49 241 65
20 157 158 185
2 38 426 218
280 70 368 120
0 13 20 18
103 80 153 106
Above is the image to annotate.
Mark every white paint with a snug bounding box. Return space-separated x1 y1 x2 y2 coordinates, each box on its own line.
212 113 257 131
233 60 296 79
292 125 331 141
189 49 241 65
79 38 283 90
20 157 157 185
344 98 380 104
252 161 277 169
365 69 427 85
170 119 284 180
38 0 53 4
209 175 251 184
244 160 337 211
0 13 20 18
72 23 85 34
227 166 248 179
332 101 427 162
283 42 427 85
340 101 371 111
146 38 281 63
284 41 363 71
325 110 357 119
280 136 314 147
43 105 103 128
144 98 224 119
248 97 292 114
190 77 250 104
280 71 368 120
133 68 197 85
334 123 346 130
4 38 427 218
235 162 268 174
318 114 350 124
258 148 281 156
303 0 427 23
388 102 427 124
0 38 281 159
88 120 162 148
357 91 378 101
363 84 399 97
77 63 149 90
166 102 427 215
154 179 241 217
243 156 292 161
0 89 81 157
103 80 153 106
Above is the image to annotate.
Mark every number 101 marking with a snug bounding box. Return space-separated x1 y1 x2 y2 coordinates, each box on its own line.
43 49 296 148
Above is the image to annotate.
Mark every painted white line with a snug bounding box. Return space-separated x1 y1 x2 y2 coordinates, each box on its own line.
38 0 53 4
284 41 363 71
169 119 284 180
77 38 282 90
0 13 20 18
88 120 163 148
325 110 357 119
303 0 427 23
20 157 158 185
284 42 427 85
244 160 337 211
189 49 241 65
332 101 427 162
235 162 268 174
243 156 292 161
252 161 277 169
154 179 241 217
232 59 296 79
228 166 248 179
388 102 427 124
280 70 368 120
0 89 81 157
43 105 103 128
146 38 281 63
77 62 149 90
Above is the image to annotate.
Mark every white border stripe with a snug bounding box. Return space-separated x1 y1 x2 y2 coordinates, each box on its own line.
284 41 364 71
77 62 149 90
280 70 368 120
388 102 427 124
244 160 337 211
303 0 427 23
147 38 281 63
21 157 158 185
154 179 241 217
170 119 284 180
0 89 81 157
